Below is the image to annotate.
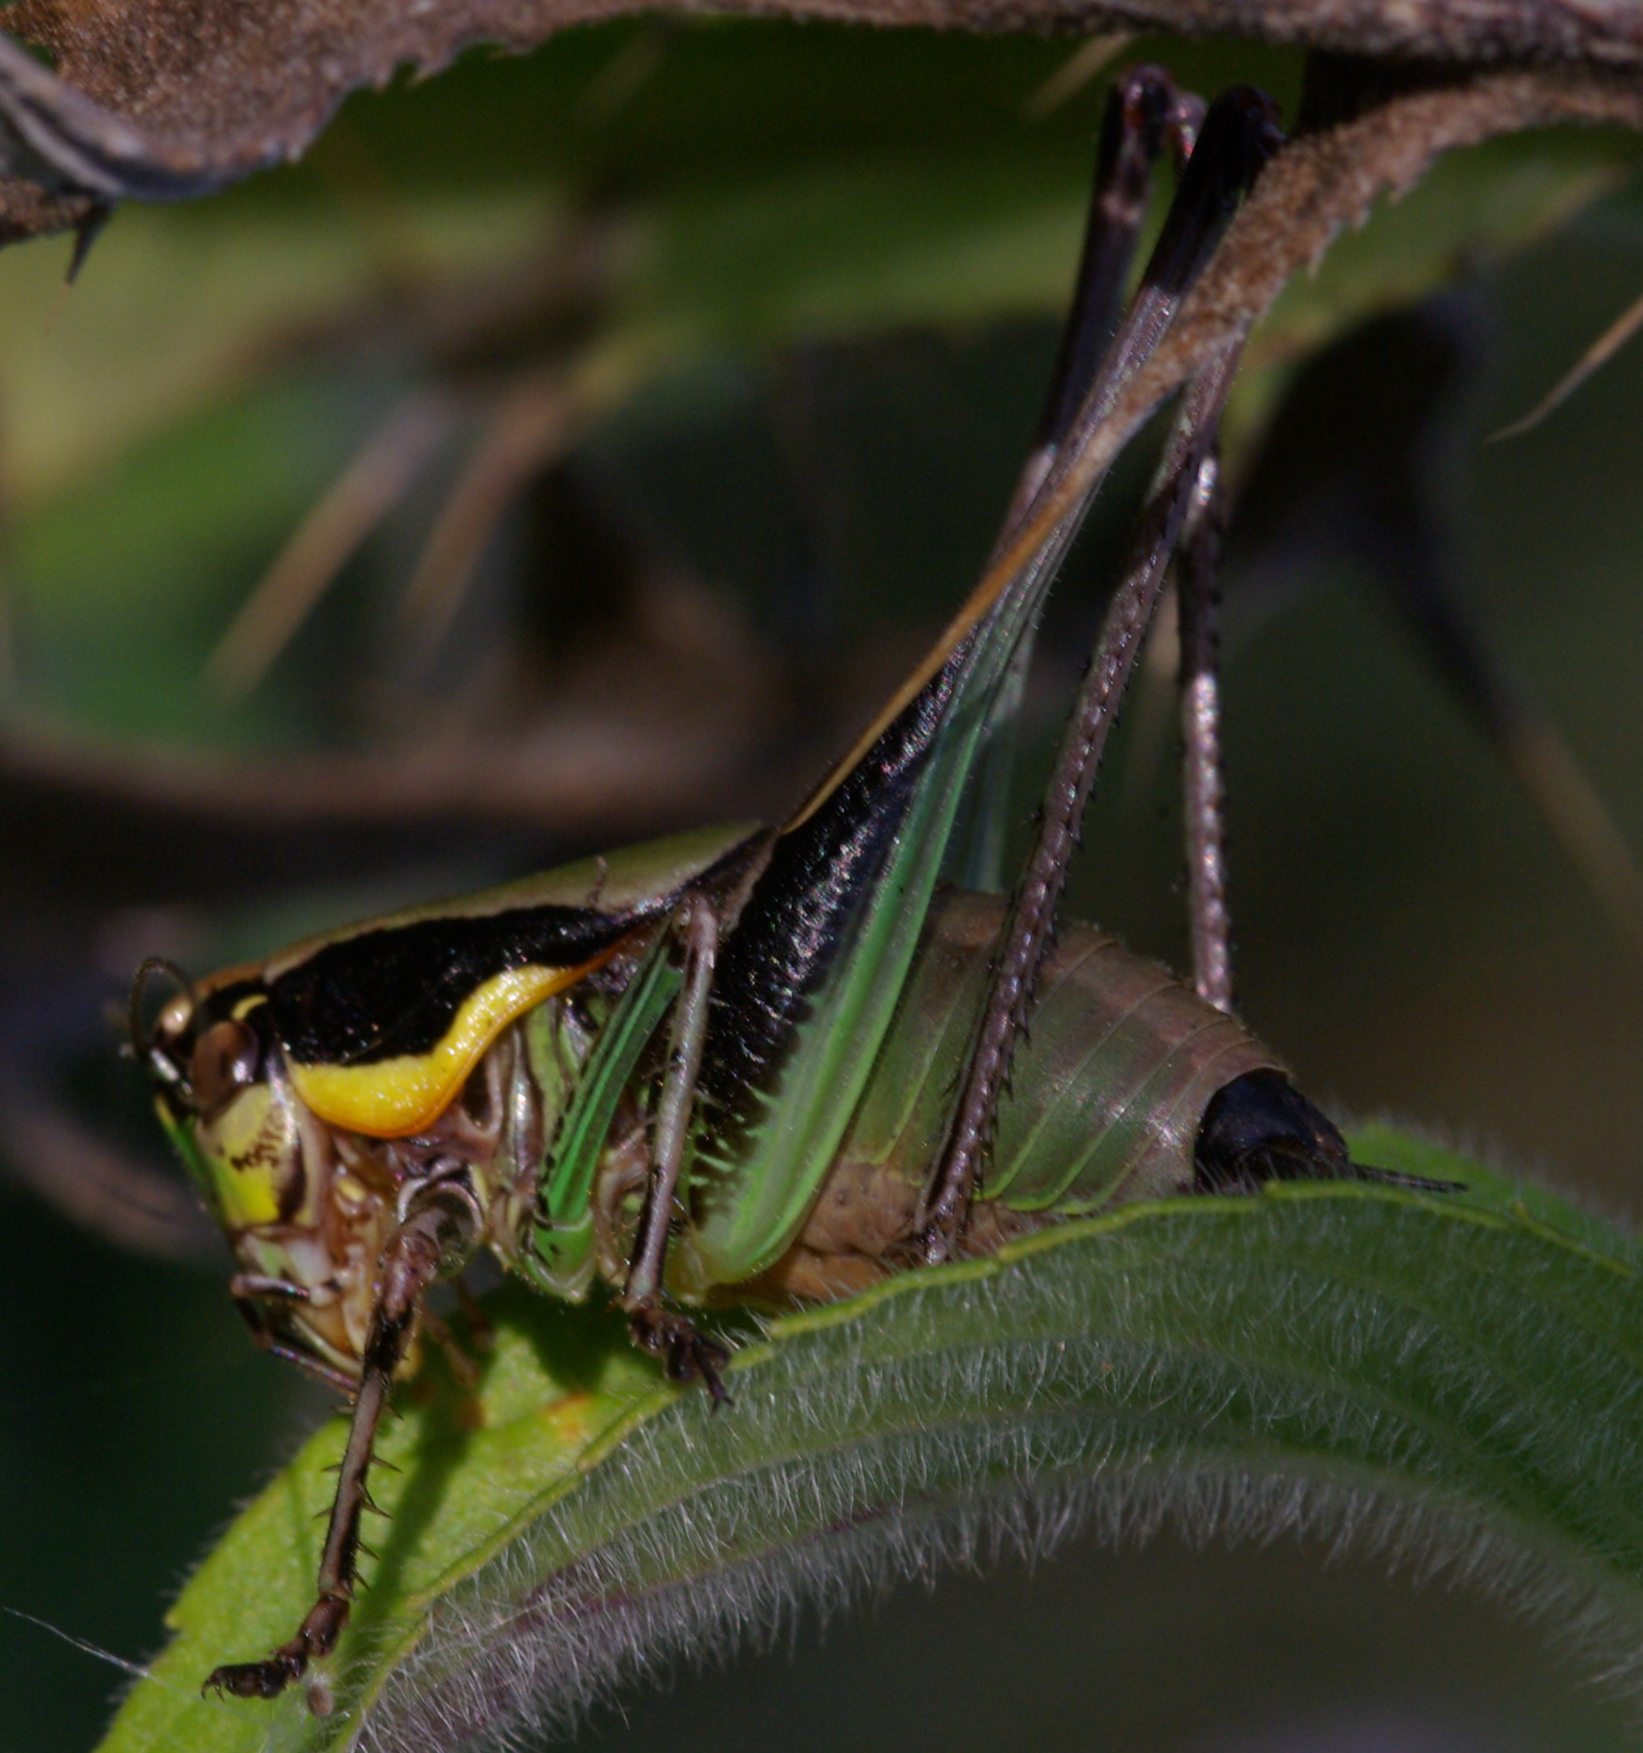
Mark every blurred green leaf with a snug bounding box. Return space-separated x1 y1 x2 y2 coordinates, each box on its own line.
98 1131 1643 1753
11 27 1634 486
5 27 1634 749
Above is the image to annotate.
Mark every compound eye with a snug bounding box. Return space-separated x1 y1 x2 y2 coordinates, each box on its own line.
190 1017 264 1113
147 997 193 1083
131 961 197 1091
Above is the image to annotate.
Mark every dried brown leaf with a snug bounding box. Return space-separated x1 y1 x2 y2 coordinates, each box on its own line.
205 394 458 701
0 1 1639 246
0 569 805 912
1492 281 1643 438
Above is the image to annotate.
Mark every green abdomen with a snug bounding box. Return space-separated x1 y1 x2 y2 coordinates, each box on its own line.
732 890 1280 1302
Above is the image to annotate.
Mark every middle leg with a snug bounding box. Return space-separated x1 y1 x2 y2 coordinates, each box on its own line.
620 893 731 1399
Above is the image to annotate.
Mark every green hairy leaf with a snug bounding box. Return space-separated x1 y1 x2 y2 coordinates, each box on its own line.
99 1128 1643 1753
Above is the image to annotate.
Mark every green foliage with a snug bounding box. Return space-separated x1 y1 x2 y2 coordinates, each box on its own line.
4 25 1632 746
99 1131 1643 1753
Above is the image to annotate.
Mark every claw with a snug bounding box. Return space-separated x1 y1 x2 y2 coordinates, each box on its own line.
694 1336 733 1407
203 1652 303 1700
199 1588 348 1702
628 1304 733 1404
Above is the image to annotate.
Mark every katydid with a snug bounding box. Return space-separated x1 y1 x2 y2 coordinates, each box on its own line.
133 71 1451 1708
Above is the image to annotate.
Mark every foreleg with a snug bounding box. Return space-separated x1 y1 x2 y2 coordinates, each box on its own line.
204 1180 481 1701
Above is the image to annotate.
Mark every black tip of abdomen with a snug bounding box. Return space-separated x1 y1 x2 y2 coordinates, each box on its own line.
1195 1069 1464 1197
1194 1068 1352 1193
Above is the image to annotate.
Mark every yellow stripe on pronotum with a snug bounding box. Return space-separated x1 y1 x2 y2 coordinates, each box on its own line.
290 949 620 1136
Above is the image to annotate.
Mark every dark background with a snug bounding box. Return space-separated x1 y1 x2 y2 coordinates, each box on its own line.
0 24 1640 1752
